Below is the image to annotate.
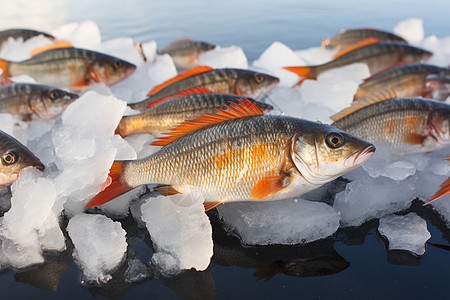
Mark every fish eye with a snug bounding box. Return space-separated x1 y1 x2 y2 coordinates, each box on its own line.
49 90 60 100
113 61 122 70
254 74 265 84
2 151 17 165
325 132 345 149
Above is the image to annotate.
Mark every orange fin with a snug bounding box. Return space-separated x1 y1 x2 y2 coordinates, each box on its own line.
30 40 74 56
405 133 427 145
363 61 411 82
423 178 450 205
146 86 213 108
0 59 10 77
152 98 263 146
253 262 282 282
251 175 287 200
283 66 313 80
170 38 192 45
331 89 397 122
85 161 133 208
70 78 89 89
332 37 381 59
203 201 222 212
147 65 214 96
156 185 182 196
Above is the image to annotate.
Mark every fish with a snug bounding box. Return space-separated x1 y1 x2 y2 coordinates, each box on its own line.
354 63 450 101
423 154 450 205
0 48 137 91
0 130 44 186
0 28 54 49
115 87 273 137
157 38 216 69
331 96 450 156
321 28 407 50
128 66 280 111
86 99 375 209
0 83 79 121
284 42 432 86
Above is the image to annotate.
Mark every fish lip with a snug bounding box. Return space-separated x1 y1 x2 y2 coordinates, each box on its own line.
345 144 376 167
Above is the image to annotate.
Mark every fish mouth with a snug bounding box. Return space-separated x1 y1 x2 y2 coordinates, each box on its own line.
345 144 376 167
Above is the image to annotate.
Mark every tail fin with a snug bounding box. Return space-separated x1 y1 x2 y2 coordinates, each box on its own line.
0 59 10 77
283 66 315 85
85 161 133 208
423 177 450 206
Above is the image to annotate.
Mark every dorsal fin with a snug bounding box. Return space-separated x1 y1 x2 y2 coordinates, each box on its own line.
331 89 397 121
147 65 214 96
170 38 192 45
146 86 213 108
30 40 74 56
151 98 263 146
333 37 380 59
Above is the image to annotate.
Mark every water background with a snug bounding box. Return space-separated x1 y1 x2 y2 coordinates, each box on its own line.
0 0 450 299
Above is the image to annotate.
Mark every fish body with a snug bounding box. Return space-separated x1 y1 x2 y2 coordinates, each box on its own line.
0 130 44 186
284 42 432 84
157 39 216 69
355 64 450 101
322 28 407 49
331 97 450 156
116 90 273 137
0 28 54 48
0 48 136 91
128 66 280 111
0 83 78 121
88 100 374 208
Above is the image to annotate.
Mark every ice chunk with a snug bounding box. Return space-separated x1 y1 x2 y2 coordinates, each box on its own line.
253 41 305 87
141 194 213 274
52 21 102 49
378 213 430 255
393 18 424 45
217 199 340 245
294 46 335 65
197 45 248 69
125 257 151 284
97 186 147 219
362 157 416 181
67 214 127 284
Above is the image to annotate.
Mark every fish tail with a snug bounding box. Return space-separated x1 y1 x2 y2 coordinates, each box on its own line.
423 177 450 206
0 59 10 77
283 66 316 85
85 161 133 208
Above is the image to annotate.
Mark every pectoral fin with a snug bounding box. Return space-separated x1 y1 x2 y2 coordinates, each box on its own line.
203 201 223 212
251 175 288 200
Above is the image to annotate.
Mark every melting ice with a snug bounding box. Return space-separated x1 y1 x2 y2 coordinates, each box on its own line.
0 17 448 282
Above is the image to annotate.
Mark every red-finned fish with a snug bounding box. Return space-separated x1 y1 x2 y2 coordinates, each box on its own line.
116 87 273 137
87 99 375 209
0 130 44 186
0 48 137 91
0 28 55 49
157 38 216 69
331 96 450 156
284 42 432 86
423 154 450 205
0 83 79 121
321 28 407 50
128 66 280 111
354 63 450 101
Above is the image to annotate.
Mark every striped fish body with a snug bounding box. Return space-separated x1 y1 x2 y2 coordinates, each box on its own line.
331 97 450 156
322 28 406 49
116 93 273 137
314 42 432 79
122 115 372 203
0 48 136 91
355 64 450 101
0 28 54 48
129 68 279 111
157 40 216 69
0 83 78 120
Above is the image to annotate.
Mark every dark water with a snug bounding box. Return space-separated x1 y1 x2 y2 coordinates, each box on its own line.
1 0 450 299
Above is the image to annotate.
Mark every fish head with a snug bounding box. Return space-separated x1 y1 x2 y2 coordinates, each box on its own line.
290 124 375 185
235 71 280 100
90 56 137 86
0 132 44 186
29 86 79 119
424 73 450 101
428 103 450 147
